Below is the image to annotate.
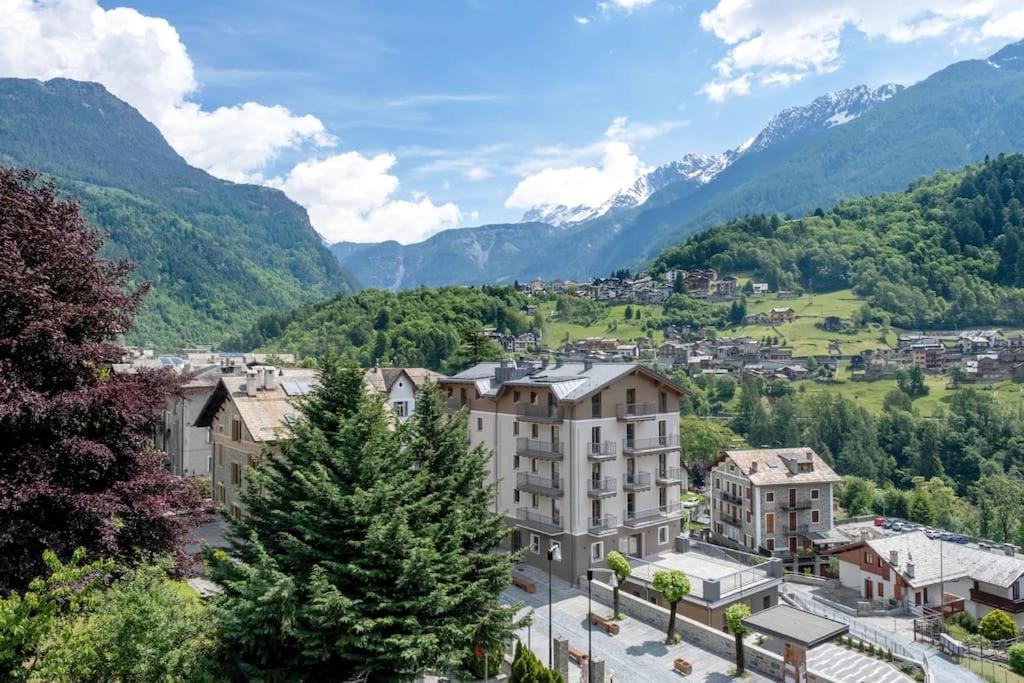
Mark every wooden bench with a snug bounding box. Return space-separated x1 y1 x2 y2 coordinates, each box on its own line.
568 645 585 665
673 657 693 676
588 611 620 635
511 575 536 593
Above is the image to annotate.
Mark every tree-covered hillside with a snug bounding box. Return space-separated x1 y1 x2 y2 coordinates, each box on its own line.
0 78 357 347
654 154 1024 328
227 286 540 371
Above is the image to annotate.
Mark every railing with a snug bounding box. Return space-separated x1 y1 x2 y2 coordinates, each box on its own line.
588 514 617 535
515 437 564 460
587 476 616 497
587 441 617 460
719 512 742 528
780 523 810 534
719 566 772 596
616 402 658 419
623 434 679 454
624 502 681 527
622 471 652 491
720 490 743 505
780 499 813 511
516 472 563 497
656 467 684 484
970 588 1024 614
516 507 562 534
444 397 466 412
515 403 562 422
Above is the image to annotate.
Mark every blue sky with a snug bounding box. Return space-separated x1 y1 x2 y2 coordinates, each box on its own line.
2 1 1023 243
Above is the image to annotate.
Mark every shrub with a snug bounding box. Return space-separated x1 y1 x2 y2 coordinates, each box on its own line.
979 610 1019 641
948 610 979 634
1009 643 1024 675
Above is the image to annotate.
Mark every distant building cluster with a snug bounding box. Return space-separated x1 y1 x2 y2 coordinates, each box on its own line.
517 268 769 304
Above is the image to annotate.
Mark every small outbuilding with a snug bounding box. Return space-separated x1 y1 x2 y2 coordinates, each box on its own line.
742 604 848 682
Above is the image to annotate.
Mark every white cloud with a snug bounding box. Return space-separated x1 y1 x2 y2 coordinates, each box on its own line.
698 0 1024 100
269 153 461 244
599 0 655 12
504 116 673 210
0 0 334 182
575 16 592 25
0 0 463 243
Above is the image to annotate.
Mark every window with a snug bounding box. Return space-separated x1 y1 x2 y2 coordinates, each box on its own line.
549 540 561 557
206 427 212 443
659 391 668 413
766 538 774 551
659 487 667 507
765 491 774 503
216 445 223 466
513 455 520 470
877 582 884 598
592 541 604 561
216 483 225 503
513 422 519 436
658 525 669 545
811 510 820 524
714 477 721 489
746 511 752 523
230 463 242 486
591 393 601 418
746 486 752 500
763 595 771 610
459 388 467 406
207 455 212 473
864 552 874 565
811 488 820 500
531 424 539 438
230 504 241 519
394 401 408 418
765 513 775 533
476 417 483 431
514 390 521 403
530 534 541 554
531 493 538 508
530 391 537 404
231 419 242 441
591 425 601 447
513 490 520 503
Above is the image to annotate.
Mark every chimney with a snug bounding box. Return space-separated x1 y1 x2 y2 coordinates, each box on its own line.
889 550 899 566
905 561 915 579
263 366 278 391
749 462 757 474
245 369 258 397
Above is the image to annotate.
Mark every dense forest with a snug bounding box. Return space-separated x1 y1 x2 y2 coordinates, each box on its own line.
653 154 1024 328
226 286 541 372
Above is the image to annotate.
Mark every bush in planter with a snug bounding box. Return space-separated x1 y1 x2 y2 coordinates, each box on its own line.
1009 643 1024 675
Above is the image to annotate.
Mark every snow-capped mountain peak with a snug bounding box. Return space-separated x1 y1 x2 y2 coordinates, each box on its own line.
521 82 904 228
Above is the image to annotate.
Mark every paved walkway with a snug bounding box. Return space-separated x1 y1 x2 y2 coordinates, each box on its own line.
504 565 767 682
807 644 911 683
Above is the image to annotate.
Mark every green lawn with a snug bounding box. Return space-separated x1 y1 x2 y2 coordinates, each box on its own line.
962 656 1024 683
541 302 665 346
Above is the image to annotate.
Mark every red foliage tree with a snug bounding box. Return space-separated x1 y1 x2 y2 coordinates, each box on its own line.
0 168 201 592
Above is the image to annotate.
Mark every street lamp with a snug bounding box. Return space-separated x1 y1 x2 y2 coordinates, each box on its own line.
587 568 618 682
547 544 562 668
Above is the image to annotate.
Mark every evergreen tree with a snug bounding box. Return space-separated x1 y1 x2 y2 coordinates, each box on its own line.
673 272 685 294
210 361 520 680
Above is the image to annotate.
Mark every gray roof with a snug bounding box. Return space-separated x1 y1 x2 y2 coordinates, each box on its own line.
742 605 848 648
442 361 683 402
865 532 1024 588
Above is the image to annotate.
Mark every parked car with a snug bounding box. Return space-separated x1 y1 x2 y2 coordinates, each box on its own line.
926 529 942 539
940 532 956 541
874 517 886 526
882 519 895 529
951 535 969 544
891 522 905 531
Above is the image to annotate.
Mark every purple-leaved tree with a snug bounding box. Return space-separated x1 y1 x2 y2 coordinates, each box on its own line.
0 168 201 593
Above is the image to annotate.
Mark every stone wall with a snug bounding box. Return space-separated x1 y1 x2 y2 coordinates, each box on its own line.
587 579 838 683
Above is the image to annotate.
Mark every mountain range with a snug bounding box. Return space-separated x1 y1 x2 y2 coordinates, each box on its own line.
0 77 357 347
333 41 1024 291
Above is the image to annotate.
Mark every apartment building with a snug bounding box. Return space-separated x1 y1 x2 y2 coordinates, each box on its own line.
439 360 687 583
709 448 841 572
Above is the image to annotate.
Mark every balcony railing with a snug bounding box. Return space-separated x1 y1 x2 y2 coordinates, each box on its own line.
720 512 743 528
779 499 813 511
515 437 564 461
616 402 658 420
588 514 617 535
623 502 681 527
779 523 811 535
515 403 563 423
623 434 679 454
444 397 466 412
656 467 684 485
587 476 617 497
516 472 564 498
720 490 744 505
622 471 652 491
970 588 1024 614
587 441 618 461
516 507 563 534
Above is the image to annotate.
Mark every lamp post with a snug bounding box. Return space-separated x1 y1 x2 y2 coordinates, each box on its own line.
547 544 561 668
587 568 618 682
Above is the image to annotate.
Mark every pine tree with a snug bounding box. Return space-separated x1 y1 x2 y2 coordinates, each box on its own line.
210 360 519 680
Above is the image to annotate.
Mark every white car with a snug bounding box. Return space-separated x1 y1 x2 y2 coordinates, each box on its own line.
681 499 700 509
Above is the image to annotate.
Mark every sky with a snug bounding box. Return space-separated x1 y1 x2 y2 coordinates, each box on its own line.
1 1 1023 245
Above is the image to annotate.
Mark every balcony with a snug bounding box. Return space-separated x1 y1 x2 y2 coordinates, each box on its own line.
515 437 564 461
623 471 652 492
720 490 744 505
587 441 618 461
656 467 684 485
779 523 811 535
516 507 563 534
719 512 743 528
624 502 682 528
779 499 813 511
588 514 618 536
444 397 467 413
970 588 1024 614
623 434 680 455
515 402 563 423
616 402 658 421
516 472 564 498
587 476 617 498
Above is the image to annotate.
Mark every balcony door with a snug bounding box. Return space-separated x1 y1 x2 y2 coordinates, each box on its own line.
626 423 635 448
591 425 601 451
788 488 796 507
658 452 667 472
626 388 636 406
626 458 636 478
591 499 601 524
550 426 559 448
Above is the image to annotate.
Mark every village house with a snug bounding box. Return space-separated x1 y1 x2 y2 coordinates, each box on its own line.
769 307 796 324
752 283 769 294
715 275 739 296
743 312 770 325
910 341 945 372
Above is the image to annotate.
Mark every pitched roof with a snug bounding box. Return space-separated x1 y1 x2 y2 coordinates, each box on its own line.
862 532 1024 589
718 448 841 486
362 367 442 394
194 369 318 442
